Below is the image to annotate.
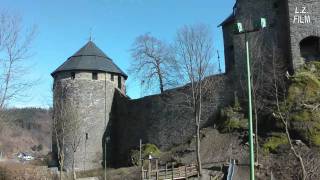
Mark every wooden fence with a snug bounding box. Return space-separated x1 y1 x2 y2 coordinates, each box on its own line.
141 159 198 180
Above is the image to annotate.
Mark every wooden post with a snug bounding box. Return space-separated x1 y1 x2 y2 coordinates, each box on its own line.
171 162 174 179
155 159 159 180
165 163 168 179
148 159 151 179
141 159 144 180
185 165 188 179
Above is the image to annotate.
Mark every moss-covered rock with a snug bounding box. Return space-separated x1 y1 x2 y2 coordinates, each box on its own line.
281 62 320 147
262 133 288 154
218 106 248 133
130 144 161 166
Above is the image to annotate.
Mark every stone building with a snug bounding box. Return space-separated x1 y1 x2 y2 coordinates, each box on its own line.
220 0 320 86
51 0 320 171
51 41 127 170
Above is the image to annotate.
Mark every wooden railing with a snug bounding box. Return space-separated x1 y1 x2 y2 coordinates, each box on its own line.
141 160 198 180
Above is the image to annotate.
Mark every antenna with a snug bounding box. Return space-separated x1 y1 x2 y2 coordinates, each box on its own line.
89 27 93 41
217 50 222 73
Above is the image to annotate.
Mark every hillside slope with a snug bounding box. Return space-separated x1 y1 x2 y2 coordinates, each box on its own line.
0 108 51 158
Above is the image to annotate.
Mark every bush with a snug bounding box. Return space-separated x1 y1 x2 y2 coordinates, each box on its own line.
217 106 247 133
31 145 37 151
262 133 288 154
37 144 43 151
130 144 161 166
282 62 320 147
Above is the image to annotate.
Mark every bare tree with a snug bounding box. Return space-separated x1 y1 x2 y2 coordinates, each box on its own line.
53 82 82 180
69 107 81 180
130 33 176 94
266 47 307 180
174 24 217 176
0 11 36 109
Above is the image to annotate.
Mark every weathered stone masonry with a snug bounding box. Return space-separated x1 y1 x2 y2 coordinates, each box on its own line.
52 0 320 170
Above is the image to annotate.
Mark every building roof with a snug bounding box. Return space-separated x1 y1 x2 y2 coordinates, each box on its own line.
218 13 235 27
218 0 238 27
51 41 128 79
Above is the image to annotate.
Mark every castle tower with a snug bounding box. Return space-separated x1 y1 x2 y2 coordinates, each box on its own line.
221 0 320 77
287 0 320 69
51 41 127 171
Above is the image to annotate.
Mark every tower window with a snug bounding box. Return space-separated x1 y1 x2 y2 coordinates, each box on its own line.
111 74 114 81
71 72 75 80
118 76 121 89
92 72 98 80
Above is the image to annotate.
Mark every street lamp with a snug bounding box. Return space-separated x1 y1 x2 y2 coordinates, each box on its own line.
234 17 267 180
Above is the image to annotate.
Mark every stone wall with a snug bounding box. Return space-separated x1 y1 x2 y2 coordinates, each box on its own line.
287 0 320 69
110 74 234 167
54 71 126 94
52 72 115 171
229 0 290 98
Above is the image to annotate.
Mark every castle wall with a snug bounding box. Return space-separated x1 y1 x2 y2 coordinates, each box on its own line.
110 74 234 167
222 19 235 75
230 0 290 97
287 0 320 69
52 72 115 171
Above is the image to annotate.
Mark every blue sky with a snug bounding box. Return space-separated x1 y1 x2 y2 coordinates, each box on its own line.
1 0 235 108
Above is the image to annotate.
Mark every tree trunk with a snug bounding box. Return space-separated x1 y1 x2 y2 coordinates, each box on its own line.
60 154 64 180
196 122 202 176
157 65 164 93
283 119 307 180
254 107 259 164
73 151 76 180
159 75 164 93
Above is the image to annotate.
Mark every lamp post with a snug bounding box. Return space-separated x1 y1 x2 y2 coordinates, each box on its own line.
235 18 267 180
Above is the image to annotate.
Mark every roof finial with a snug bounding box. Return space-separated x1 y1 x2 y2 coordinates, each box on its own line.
89 28 93 42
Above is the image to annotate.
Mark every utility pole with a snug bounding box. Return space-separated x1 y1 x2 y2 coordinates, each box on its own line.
104 74 107 180
217 50 222 73
139 139 142 167
234 17 267 180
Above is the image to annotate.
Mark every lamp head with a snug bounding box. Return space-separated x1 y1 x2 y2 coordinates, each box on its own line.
254 18 267 29
235 22 244 33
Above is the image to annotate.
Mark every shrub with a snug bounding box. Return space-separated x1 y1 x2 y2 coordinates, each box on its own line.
262 133 288 154
130 144 161 166
37 144 43 151
218 106 247 133
273 61 320 147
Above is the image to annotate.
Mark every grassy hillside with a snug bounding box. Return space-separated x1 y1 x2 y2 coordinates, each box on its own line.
0 108 51 158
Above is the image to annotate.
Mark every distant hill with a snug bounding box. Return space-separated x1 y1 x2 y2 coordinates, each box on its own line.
0 108 51 157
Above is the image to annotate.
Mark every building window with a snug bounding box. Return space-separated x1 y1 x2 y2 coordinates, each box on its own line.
92 72 98 80
71 72 75 80
111 74 114 81
118 76 121 89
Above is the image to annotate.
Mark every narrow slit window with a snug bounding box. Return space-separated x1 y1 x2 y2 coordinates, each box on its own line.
92 72 98 80
71 72 75 80
118 76 121 89
111 74 114 81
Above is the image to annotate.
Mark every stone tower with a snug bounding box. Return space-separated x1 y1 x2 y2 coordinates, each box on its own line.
287 0 320 69
51 41 127 171
220 0 320 97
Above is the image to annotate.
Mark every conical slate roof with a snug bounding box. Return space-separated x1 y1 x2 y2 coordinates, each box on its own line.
51 41 128 79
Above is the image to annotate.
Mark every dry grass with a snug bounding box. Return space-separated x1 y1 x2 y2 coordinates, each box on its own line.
0 162 58 180
0 161 141 180
77 167 140 180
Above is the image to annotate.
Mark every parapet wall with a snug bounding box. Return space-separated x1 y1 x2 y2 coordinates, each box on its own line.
110 74 234 167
